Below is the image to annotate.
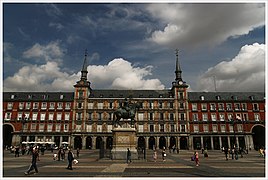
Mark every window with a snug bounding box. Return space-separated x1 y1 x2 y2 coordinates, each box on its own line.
227 103 232 111
19 102 24 109
5 112 11 120
17 113 22 120
169 102 173 108
211 114 217 121
194 125 199 132
179 103 184 109
138 125 143 132
253 103 259 111
210 103 216 111
218 103 224 111
49 113 54 120
47 124 52 132
98 103 103 109
40 113 46 121
192 103 197 111
32 113 38 121
150 125 154 132
138 113 144 120
41 102 47 109
200 95 205 100
64 125 68 132
236 114 242 120
203 125 208 132
237 124 243 132
160 113 164 120
149 113 154 120
212 125 217 132
77 113 82 121
33 102 38 109
229 125 234 132
243 113 248 121
159 102 163 109
78 91 83 99
219 114 225 121
180 113 185 121
107 125 112 132
192 113 198 121
11 94 15 99
60 94 64 99
56 124 61 132
78 102 83 109
98 113 102 120
57 113 62 121
160 124 164 132
97 125 102 132
39 124 44 132
7 102 13 109
170 113 174 120
26 102 31 109
221 125 226 132
228 114 233 121
235 103 240 111
88 113 92 121
49 102 55 109
171 125 175 132
179 92 183 99
65 102 71 109
202 113 208 121
31 124 36 132
109 102 113 109
57 102 63 109
149 102 154 109
254 114 260 121
242 103 247 111
86 125 92 132
65 113 70 121
181 125 185 132
201 103 207 111
88 102 93 109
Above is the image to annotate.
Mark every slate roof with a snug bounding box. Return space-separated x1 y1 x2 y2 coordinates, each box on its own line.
3 92 74 102
188 92 265 102
89 89 173 98
3 91 265 102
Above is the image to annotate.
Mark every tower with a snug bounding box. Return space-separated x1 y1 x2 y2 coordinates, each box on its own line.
72 50 92 149
171 49 190 149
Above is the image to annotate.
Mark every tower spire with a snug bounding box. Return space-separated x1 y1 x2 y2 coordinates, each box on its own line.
175 49 182 82
81 49 88 81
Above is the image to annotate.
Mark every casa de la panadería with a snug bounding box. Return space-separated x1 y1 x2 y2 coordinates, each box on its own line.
3 51 265 151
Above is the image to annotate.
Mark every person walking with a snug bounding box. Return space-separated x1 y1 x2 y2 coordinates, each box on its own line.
153 150 157 162
126 148 132 164
224 146 228 160
24 147 40 175
194 151 199 166
162 149 166 162
66 149 74 170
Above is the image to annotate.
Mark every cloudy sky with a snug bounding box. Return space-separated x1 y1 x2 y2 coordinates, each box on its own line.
3 2 266 92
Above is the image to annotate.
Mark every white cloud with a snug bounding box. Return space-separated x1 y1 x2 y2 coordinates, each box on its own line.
147 3 265 49
22 41 65 63
88 58 165 90
3 58 165 92
196 43 265 92
49 22 64 31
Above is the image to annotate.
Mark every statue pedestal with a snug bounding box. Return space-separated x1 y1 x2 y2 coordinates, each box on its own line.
111 122 138 160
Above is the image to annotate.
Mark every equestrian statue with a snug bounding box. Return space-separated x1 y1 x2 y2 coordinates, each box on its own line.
113 98 140 127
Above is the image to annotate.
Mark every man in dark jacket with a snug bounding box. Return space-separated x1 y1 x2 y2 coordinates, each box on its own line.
24 147 39 175
66 149 74 170
126 148 132 163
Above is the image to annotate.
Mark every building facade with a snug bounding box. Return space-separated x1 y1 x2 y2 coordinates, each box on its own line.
3 52 265 150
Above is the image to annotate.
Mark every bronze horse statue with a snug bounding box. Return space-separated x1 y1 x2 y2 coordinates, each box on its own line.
113 102 140 127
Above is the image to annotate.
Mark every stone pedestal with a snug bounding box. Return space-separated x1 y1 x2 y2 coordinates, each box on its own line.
111 121 138 160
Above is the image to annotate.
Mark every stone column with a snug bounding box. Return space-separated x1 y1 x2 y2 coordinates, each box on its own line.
92 136 96 149
227 136 231 148
188 136 192 150
82 135 87 149
211 136 214 150
219 136 222 148
201 136 204 149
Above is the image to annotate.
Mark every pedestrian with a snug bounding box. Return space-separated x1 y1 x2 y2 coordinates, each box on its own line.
153 150 157 162
57 148 61 161
204 149 208 157
61 149 65 161
162 149 166 162
126 148 132 163
24 147 40 175
15 146 20 157
76 148 80 158
66 149 74 170
194 151 199 166
224 147 228 160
